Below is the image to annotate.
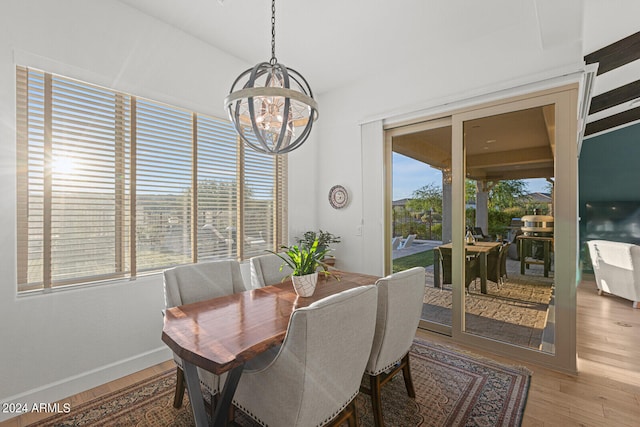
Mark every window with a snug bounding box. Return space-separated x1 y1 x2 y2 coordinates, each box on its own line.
16 66 287 292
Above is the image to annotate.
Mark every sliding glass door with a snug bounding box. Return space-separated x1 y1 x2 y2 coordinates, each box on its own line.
385 84 578 372
386 118 453 334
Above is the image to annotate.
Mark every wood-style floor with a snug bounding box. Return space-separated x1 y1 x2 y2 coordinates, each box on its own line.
2 275 639 427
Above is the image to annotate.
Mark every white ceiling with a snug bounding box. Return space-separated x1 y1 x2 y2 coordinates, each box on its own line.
116 0 640 136
116 0 583 95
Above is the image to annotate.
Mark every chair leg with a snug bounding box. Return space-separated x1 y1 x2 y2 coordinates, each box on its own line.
346 400 358 427
173 366 185 408
327 400 357 427
400 353 416 398
369 373 385 427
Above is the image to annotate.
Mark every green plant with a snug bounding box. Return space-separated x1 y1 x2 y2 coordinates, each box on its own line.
297 230 341 253
269 239 331 278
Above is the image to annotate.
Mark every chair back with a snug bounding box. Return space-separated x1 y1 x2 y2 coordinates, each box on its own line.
249 252 293 288
438 247 452 284
399 234 417 249
163 260 246 308
234 285 378 426
587 240 640 302
499 242 511 281
391 237 402 250
438 247 477 288
366 267 425 375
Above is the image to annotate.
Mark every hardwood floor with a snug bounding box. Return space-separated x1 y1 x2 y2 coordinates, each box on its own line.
2 275 639 426
0 360 175 427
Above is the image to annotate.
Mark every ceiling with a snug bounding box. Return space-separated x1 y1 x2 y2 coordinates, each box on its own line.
393 105 555 182
116 0 584 95
115 0 640 148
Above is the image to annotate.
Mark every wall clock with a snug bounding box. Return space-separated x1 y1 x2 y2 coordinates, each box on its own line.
328 185 349 209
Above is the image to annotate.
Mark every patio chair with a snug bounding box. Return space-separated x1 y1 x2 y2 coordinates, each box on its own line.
398 234 417 249
436 247 479 291
392 236 402 250
484 242 510 288
472 227 492 242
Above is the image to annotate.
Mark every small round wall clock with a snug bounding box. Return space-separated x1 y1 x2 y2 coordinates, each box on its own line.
328 185 349 209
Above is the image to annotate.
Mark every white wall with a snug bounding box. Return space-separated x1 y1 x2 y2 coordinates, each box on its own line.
0 0 250 418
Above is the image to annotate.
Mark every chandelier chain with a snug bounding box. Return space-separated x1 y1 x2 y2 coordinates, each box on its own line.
270 0 277 64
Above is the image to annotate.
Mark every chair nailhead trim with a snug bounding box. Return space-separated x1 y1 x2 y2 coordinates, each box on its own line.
232 390 359 427
366 357 403 376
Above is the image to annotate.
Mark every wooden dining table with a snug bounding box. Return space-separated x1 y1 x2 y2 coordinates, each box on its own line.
434 241 501 294
161 270 379 427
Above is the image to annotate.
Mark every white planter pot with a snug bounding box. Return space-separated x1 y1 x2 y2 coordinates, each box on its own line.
291 272 318 297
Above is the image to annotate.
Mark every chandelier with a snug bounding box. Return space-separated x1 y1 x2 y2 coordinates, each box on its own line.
224 0 318 155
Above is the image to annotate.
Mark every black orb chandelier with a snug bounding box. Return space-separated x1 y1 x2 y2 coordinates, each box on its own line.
224 0 318 155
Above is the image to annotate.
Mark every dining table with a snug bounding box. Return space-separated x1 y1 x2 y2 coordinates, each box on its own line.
161 270 379 427
434 241 501 294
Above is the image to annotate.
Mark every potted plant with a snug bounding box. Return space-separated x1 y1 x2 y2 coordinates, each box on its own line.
297 229 341 266
269 239 331 297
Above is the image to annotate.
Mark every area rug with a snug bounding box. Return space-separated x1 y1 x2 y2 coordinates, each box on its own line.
33 340 531 427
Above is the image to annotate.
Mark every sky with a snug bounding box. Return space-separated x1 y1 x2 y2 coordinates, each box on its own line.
392 152 550 200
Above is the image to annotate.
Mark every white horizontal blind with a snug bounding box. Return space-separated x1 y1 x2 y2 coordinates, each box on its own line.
243 140 278 259
16 66 288 292
135 99 193 272
196 115 238 260
17 67 132 290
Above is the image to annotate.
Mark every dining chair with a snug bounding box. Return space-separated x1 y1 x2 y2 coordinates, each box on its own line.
232 285 378 427
163 260 248 409
436 247 479 291
499 242 511 285
484 242 510 288
249 252 293 288
361 267 426 427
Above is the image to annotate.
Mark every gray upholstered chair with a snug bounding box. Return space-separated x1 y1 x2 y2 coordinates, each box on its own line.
361 267 426 427
163 260 248 409
249 252 293 288
232 285 379 426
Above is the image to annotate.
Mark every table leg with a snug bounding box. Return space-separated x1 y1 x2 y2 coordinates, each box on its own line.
434 250 441 289
212 364 244 427
182 361 211 427
519 239 526 275
480 252 487 294
183 361 245 427
543 240 550 277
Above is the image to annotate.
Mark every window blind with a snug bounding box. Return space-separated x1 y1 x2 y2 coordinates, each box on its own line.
16 65 288 292
196 115 238 260
135 99 193 272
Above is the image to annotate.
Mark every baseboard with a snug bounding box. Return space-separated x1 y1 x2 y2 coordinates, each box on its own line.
0 347 172 422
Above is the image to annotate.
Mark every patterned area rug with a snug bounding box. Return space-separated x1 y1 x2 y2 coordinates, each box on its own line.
33 340 531 427
422 259 554 350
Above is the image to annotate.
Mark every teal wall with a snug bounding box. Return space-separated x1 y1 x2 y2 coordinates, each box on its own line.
579 122 640 203
579 122 640 270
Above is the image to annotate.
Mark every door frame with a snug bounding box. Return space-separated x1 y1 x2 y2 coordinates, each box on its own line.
383 83 578 373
